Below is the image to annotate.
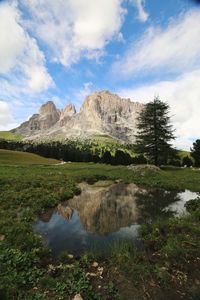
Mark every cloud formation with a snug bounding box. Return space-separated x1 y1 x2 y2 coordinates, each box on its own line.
113 9 200 76
0 2 53 93
133 0 149 22
22 0 126 67
0 101 14 130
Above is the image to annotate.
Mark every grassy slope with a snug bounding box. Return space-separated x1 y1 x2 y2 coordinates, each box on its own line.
0 149 59 165
0 131 23 141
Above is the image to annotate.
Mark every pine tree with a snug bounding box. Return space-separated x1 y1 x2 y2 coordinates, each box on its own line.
135 97 175 166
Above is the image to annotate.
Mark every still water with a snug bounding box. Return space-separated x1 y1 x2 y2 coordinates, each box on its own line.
34 181 198 256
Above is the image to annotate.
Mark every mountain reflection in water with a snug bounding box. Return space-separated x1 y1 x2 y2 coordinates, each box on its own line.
35 181 198 256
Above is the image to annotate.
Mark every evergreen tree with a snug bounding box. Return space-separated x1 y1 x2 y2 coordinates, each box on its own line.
182 156 193 167
132 154 147 165
191 139 200 167
135 97 175 166
101 151 112 164
113 150 132 165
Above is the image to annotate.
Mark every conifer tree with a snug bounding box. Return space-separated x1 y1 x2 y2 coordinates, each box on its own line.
135 97 175 166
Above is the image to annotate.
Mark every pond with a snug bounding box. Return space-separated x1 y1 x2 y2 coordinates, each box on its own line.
34 181 198 256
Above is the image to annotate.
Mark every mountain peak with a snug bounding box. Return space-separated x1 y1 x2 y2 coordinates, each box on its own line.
63 104 76 116
39 101 58 115
13 91 144 142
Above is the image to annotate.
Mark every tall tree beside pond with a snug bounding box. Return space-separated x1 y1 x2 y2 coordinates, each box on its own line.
135 97 175 166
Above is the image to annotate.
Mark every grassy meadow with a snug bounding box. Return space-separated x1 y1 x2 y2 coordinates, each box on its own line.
0 149 200 299
0 149 59 165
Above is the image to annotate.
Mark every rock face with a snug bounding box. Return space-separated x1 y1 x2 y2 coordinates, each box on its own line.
14 101 60 135
60 104 76 126
13 91 144 142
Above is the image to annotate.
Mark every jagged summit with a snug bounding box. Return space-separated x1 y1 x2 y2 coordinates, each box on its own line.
13 91 144 142
39 101 58 115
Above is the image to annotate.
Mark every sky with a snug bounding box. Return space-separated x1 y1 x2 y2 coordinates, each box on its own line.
0 0 200 150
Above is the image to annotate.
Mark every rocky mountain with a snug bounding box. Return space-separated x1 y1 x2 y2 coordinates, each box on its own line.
13 91 144 143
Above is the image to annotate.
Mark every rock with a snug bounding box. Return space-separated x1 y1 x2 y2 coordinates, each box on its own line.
13 101 60 135
39 101 58 116
97 267 104 276
12 91 144 143
0 235 5 241
86 272 97 277
68 254 74 259
127 164 160 172
73 294 83 300
92 261 99 268
60 104 76 126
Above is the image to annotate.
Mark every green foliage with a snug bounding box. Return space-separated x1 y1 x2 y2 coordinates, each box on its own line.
182 155 193 167
135 97 175 166
185 197 200 213
101 150 112 164
113 150 132 165
0 248 44 294
109 207 200 294
167 158 181 167
191 139 200 167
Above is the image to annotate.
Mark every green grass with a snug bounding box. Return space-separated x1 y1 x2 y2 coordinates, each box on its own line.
0 149 59 165
0 155 200 299
109 202 200 299
0 131 23 141
1 153 200 191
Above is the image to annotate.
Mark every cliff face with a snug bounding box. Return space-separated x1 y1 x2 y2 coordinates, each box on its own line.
14 101 61 135
13 91 144 142
78 90 143 141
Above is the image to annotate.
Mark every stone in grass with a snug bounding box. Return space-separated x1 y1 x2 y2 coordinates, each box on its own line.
73 294 83 300
0 235 5 241
127 164 160 172
92 261 99 268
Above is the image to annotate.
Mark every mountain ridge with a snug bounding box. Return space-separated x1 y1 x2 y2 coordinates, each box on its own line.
13 91 144 143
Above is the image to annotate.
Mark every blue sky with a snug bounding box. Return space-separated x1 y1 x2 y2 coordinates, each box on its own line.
0 0 200 149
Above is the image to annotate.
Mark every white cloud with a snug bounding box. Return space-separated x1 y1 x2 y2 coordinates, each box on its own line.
22 0 126 67
0 2 53 92
74 82 94 109
0 101 16 130
113 9 200 76
133 0 149 22
0 3 24 73
118 70 200 150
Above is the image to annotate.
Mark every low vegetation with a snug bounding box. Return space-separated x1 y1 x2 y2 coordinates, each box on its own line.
0 150 200 299
0 149 59 165
0 131 22 141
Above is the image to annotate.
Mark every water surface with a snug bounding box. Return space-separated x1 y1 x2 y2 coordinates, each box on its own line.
34 181 198 256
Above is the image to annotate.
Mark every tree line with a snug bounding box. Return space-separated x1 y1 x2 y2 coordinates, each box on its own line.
0 139 147 165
